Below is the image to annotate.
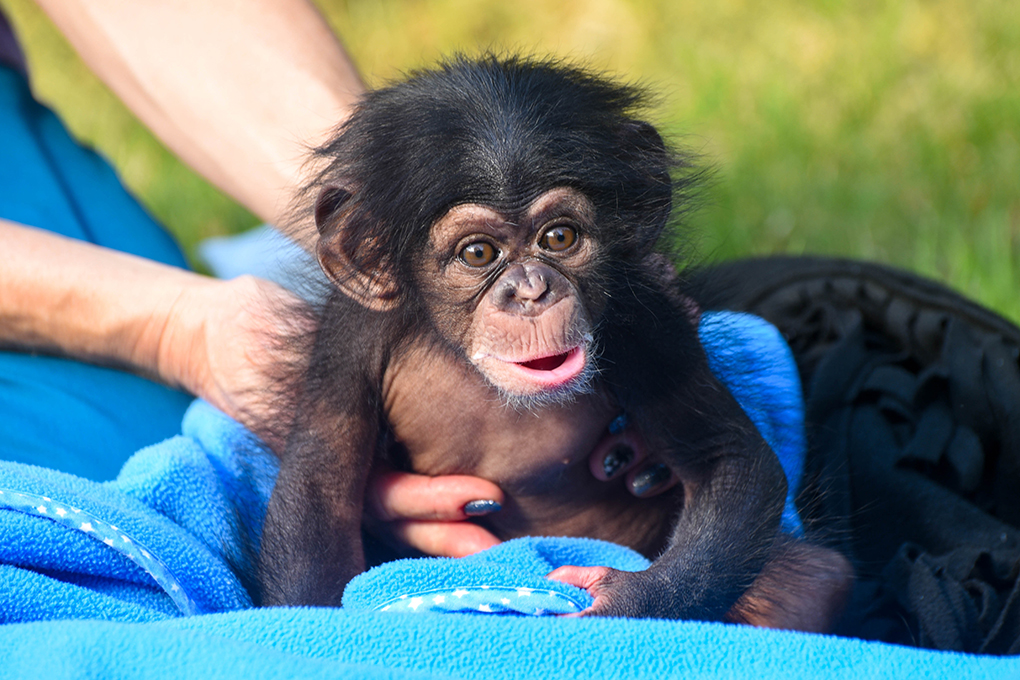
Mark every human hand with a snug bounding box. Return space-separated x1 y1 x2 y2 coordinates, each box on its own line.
365 469 504 558
150 273 318 452
588 416 679 498
153 274 312 449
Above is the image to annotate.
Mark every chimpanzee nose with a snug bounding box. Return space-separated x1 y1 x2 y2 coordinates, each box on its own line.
495 262 562 314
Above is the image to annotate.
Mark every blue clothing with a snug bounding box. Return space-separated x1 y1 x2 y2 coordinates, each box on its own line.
0 64 193 480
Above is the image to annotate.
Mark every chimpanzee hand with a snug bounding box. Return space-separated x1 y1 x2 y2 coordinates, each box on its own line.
546 564 669 618
548 542 854 629
567 428 854 630
541 421 683 617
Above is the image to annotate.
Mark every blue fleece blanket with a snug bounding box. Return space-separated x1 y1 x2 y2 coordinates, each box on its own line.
0 313 1014 678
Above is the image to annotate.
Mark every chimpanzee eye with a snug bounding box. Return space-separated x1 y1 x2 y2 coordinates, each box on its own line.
539 225 578 252
460 241 498 267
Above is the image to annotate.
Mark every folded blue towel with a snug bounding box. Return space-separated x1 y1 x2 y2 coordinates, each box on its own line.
343 536 649 615
3 311 1014 678
0 402 263 621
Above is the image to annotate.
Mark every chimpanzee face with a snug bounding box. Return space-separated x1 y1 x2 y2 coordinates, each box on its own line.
416 187 608 407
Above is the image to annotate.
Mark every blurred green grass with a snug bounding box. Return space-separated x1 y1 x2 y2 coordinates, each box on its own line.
4 0 1018 320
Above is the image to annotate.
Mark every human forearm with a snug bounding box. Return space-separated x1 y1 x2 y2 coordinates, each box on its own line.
34 0 364 246
0 218 208 383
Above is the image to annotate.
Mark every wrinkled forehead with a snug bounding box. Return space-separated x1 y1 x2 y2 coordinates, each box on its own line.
429 188 596 241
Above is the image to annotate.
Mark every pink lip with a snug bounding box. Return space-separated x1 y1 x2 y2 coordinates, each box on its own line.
505 345 587 389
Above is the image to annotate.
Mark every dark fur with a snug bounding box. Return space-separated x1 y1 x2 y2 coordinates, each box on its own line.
258 55 788 618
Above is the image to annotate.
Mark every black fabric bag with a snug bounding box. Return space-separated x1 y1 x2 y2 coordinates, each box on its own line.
694 256 1020 655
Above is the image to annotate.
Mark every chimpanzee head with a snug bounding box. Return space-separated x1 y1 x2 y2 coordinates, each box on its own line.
308 54 690 406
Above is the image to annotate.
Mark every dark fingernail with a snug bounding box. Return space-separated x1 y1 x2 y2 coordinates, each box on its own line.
464 500 501 516
602 445 634 479
629 463 671 497
608 413 629 434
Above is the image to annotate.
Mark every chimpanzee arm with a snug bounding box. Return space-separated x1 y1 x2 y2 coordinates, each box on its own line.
590 270 787 619
258 406 376 605
257 302 385 607
587 430 785 618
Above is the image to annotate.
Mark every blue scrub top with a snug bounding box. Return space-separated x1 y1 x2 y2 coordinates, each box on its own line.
0 65 194 480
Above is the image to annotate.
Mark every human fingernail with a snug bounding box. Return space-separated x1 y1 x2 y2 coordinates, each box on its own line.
629 464 671 497
602 445 634 479
608 413 629 434
464 500 501 516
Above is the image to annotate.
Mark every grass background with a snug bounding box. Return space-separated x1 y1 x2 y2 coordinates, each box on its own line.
4 0 1019 321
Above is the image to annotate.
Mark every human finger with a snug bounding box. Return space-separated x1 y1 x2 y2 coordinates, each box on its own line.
387 520 502 558
589 426 679 497
366 470 504 522
588 429 648 481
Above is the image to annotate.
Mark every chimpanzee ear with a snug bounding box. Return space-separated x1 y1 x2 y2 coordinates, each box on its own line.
620 120 673 252
314 185 353 234
314 185 401 312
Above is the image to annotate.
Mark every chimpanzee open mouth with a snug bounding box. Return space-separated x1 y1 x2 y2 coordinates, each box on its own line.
518 352 570 371
511 345 586 381
496 344 596 411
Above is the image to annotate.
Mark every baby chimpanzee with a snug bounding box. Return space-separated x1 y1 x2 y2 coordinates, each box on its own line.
259 55 847 625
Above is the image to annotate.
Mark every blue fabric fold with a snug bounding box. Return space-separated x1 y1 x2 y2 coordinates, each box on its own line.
344 537 649 615
699 311 806 535
0 406 260 622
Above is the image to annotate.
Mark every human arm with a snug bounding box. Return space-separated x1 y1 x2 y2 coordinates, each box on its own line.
33 0 363 247
0 218 214 388
0 217 315 445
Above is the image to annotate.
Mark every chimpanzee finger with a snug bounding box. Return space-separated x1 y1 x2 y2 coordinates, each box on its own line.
549 565 679 618
366 470 504 522
545 565 621 617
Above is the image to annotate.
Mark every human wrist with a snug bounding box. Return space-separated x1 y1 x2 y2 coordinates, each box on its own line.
136 272 222 397
152 274 313 435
